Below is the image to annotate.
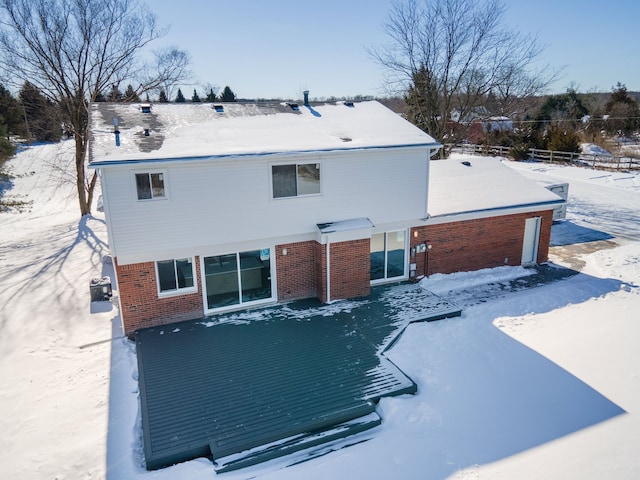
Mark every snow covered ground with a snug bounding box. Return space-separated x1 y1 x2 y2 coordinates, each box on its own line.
0 144 638 479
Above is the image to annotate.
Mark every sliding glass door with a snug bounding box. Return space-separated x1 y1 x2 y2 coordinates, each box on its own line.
370 230 407 282
203 249 273 311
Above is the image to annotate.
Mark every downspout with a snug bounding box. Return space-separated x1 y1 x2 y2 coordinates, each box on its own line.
326 241 331 303
425 147 433 219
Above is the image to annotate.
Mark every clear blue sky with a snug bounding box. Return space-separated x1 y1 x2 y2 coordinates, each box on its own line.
150 0 640 100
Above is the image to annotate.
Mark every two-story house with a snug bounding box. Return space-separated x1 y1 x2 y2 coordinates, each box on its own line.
89 100 563 335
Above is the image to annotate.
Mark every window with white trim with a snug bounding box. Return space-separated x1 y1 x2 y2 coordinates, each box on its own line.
272 163 320 198
156 258 195 294
135 172 165 200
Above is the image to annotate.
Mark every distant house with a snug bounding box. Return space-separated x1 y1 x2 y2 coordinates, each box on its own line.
89 100 563 335
450 106 491 125
482 116 513 133
449 108 513 144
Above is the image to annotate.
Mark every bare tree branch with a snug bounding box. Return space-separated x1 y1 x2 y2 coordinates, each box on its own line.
369 0 557 154
0 0 190 216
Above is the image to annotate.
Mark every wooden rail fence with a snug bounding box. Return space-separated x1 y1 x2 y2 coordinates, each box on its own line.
449 144 640 172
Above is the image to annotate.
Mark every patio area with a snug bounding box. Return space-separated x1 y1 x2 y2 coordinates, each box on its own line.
135 283 461 472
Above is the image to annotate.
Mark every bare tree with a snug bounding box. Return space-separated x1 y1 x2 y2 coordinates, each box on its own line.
370 0 555 154
0 0 190 216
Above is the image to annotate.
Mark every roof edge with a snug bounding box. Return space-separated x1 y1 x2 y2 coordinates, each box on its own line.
427 198 565 221
88 142 442 168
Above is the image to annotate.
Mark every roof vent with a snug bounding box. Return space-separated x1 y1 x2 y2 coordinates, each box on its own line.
213 104 224 113
113 118 120 147
461 161 472 167
140 104 152 113
286 102 300 111
343 101 355 107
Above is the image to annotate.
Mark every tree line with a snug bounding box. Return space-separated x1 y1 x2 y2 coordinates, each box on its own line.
479 83 640 159
0 81 239 164
371 0 640 158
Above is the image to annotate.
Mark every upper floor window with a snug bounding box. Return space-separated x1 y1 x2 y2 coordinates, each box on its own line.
272 163 321 198
136 172 165 200
156 258 195 295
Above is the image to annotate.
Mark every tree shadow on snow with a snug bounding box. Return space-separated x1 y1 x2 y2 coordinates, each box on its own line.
0 214 109 333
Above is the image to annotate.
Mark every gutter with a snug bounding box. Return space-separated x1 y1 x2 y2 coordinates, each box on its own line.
426 198 566 221
88 142 442 168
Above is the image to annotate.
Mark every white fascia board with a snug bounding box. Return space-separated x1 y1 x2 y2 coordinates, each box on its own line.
425 201 562 226
316 227 374 245
114 232 318 266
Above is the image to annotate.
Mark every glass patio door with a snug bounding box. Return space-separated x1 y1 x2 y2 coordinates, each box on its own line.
370 230 407 282
203 249 273 311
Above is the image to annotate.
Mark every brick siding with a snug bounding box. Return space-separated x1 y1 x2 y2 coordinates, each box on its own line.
275 239 371 303
328 239 371 301
115 258 204 335
115 211 552 333
275 242 317 301
315 241 328 302
410 210 553 277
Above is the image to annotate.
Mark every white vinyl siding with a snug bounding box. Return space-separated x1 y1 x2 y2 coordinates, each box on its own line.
101 147 431 264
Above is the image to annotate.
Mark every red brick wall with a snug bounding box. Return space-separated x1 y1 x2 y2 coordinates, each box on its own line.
410 210 553 277
115 258 204 335
275 241 317 301
310 239 371 303
114 211 553 333
328 239 371 301
315 241 328 302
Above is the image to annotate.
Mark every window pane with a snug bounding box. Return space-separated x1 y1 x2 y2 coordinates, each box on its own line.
175 258 194 289
240 250 271 303
136 173 151 200
157 260 177 291
204 254 239 308
272 164 297 198
386 231 406 278
297 164 320 195
370 233 385 281
150 173 165 198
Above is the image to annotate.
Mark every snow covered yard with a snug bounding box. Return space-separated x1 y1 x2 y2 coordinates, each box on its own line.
0 145 638 479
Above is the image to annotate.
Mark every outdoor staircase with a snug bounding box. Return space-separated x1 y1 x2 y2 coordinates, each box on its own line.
212 403 381 473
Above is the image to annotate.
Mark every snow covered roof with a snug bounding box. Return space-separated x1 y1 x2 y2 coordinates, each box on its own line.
317 217 374 234
88 101 439 166
428 156 565 218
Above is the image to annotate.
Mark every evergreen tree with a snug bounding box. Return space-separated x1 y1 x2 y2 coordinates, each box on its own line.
220 86 236 102
175 88 186 103
108 84 123 102
404 66 440 140
94 91 107 102
604 83 640 136
158 89 169 103
0 114 16 160
191 89 201 102
205 88 217 102
546 125 581 153
124 84 141 102
0 84 28 138
535 88 588 125
19 81 62 142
